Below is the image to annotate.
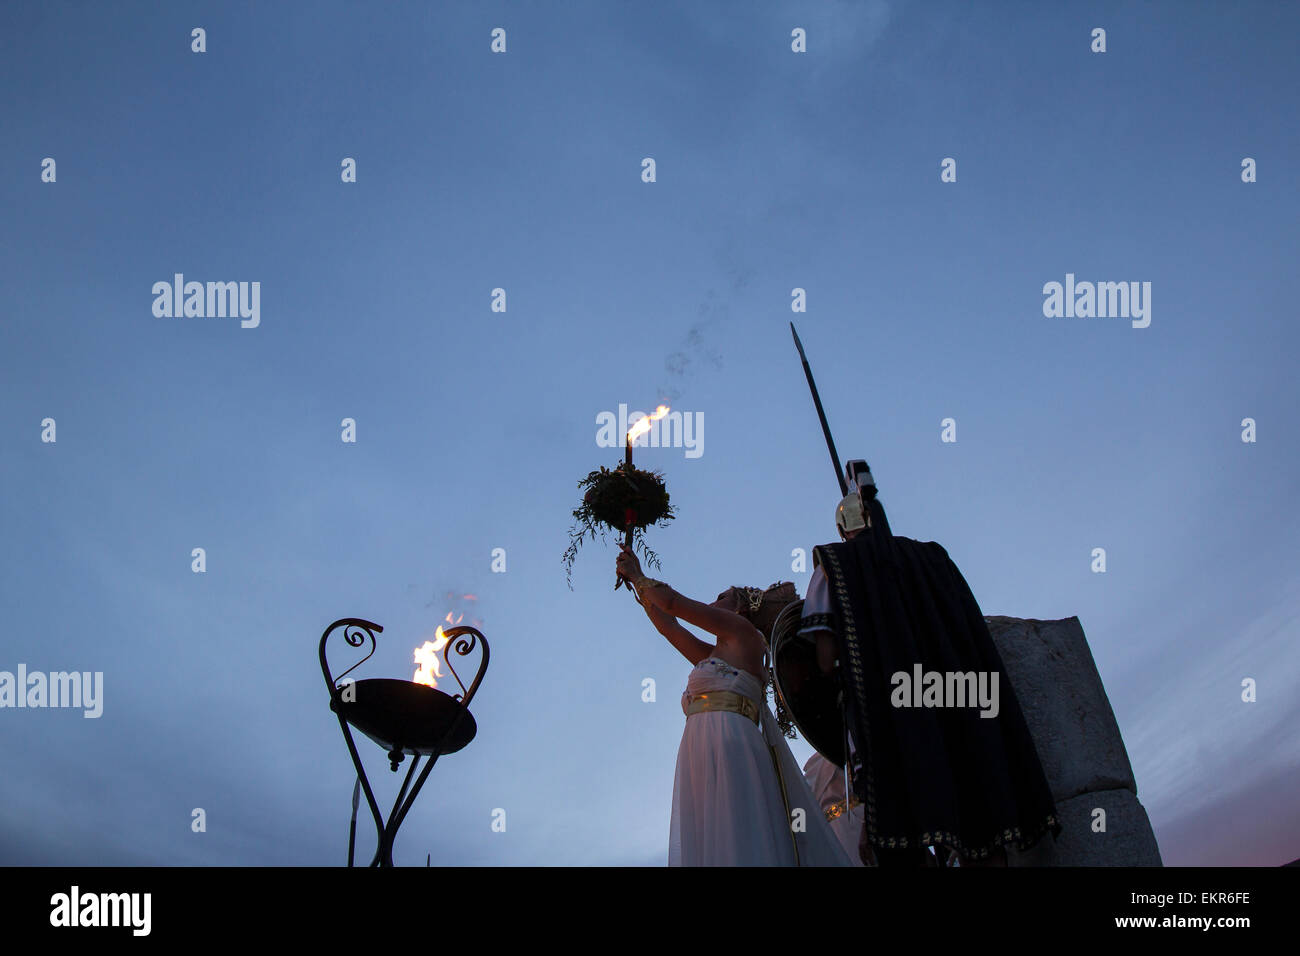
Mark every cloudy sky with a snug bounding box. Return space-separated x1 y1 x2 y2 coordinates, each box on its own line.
1 0 1296 866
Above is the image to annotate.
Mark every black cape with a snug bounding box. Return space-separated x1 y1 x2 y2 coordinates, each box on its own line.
808 521 1060 859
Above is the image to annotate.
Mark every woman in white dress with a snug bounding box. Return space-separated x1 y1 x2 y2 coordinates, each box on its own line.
616 545 852 866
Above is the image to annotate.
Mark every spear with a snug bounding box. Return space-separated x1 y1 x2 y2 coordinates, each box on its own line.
790 323 848 497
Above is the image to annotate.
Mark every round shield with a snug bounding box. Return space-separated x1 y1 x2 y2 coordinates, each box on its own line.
770 599 845 766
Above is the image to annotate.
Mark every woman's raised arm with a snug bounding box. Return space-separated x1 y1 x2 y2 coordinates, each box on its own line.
617 545 755 645
644 601 713 665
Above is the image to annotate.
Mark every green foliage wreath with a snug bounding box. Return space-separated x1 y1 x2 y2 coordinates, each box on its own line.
563 464 675 588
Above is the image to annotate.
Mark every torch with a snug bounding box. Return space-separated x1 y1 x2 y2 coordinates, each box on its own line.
617 405 670 588
563 403 676 588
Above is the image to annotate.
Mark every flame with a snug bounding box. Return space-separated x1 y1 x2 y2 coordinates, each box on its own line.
413 612 464 688
627 404 670 444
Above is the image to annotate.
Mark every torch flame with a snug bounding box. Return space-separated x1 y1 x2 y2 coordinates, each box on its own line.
627 404 670 444
413 612 464 688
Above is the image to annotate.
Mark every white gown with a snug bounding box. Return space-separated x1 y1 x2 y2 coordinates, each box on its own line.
668 657 854 866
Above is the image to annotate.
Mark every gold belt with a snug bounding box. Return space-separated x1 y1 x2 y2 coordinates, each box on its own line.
824 794 861 822
684 691 760 724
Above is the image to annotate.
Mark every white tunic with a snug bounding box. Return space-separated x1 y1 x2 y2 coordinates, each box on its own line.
799 564 834 637
668 657 854 866
803 752 866 866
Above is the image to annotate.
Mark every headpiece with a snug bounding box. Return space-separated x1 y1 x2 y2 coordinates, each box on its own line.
722 582 800 643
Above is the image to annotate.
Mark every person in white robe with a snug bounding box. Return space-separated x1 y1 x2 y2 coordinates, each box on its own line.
802 752 866 866
617 545 852 866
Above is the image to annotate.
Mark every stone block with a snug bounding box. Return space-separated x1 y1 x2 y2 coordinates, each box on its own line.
986 616 1136 802
1007 787 1162 866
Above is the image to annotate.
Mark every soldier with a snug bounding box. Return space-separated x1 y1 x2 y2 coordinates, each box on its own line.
798 460 1061 867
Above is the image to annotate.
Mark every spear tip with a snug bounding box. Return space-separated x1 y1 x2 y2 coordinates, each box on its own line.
789 322 807 361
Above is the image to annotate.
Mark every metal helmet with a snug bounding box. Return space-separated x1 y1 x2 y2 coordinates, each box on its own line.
836 491 867 537
836 460 876 539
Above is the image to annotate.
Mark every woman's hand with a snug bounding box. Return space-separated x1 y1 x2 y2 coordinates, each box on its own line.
616 544 643 584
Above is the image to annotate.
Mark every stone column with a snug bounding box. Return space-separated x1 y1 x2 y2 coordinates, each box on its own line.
985 616 1162 866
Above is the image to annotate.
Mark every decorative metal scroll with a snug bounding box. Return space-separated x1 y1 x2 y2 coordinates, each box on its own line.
435 624 489 708
318 617 383 696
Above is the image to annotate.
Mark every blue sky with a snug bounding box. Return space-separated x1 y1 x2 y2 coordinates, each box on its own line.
1 0 1296 866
